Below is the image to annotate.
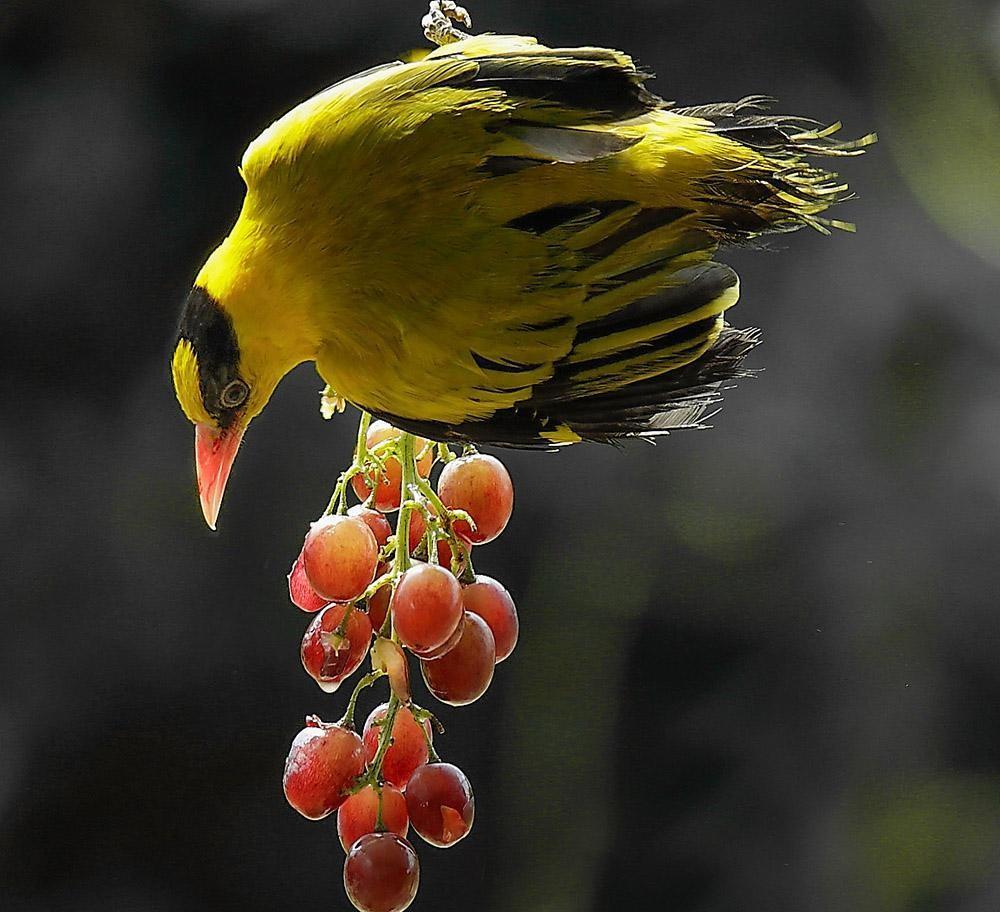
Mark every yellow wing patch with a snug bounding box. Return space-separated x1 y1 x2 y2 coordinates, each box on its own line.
539 424 583 444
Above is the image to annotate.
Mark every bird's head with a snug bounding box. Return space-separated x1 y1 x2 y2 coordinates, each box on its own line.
171 285 286 530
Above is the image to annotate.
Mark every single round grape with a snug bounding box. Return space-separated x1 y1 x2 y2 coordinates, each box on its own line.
338 784 409 853
462 575 518 663
301 605 373 692
362 703 431 789
348 505 393 550
420 612 495 706
437 453 513 545
391 563 463 655
302 515 379 602
283 719 366 820
343 833 420 912
351 422 434 512
287 549 329 613
404 762 474 848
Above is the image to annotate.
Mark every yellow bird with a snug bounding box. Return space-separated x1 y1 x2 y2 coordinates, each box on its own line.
172 13 873 529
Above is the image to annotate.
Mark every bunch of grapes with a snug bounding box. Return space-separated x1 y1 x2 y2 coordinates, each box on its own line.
282 414 518 912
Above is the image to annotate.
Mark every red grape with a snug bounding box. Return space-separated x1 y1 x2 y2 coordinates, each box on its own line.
301 605 372 692
348 505 393 550
405 762 474 848
407 509 427 554
287 549 329 613
420 612 495 706
351 422 434 512
338 784 409 852
362 703 431 789
462 575 518 663
367 583 391 634
283 718 366 820
343 833 420 912
302 515 379 602
437 454 513 545
391 563 463 655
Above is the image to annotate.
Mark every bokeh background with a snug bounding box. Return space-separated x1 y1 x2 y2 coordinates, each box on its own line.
2 0 999 909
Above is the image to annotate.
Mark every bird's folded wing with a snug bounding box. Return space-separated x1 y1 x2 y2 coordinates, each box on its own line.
240 34 869 429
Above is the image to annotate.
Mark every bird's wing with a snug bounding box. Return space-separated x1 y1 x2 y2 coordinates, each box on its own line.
241 35 870 437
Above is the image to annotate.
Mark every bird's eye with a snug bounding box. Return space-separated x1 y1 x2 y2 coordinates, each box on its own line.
220 379 250 409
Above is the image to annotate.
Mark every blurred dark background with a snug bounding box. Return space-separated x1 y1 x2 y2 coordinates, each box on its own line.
2 0 999 909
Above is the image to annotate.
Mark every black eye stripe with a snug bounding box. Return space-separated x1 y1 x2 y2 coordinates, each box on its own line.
176 287 239 378
175 286 244 426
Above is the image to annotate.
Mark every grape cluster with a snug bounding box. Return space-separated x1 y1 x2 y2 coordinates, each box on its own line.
282 417 517 912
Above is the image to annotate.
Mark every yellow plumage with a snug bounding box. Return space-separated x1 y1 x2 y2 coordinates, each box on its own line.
173 30 873 447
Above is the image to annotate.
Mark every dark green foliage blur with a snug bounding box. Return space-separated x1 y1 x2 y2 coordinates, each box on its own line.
1 1 998 910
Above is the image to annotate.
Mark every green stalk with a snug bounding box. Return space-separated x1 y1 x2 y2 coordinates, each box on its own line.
324 410 372 514
414 473 476 580
366 693 401 785
339 670 384 730
394 433 417 576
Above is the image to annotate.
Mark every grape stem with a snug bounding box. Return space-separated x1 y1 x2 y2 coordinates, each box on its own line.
339 669 384 730
324 411 371 514
365 693 401 787
410 704 443 763
394 433 417 577
411 475 477 582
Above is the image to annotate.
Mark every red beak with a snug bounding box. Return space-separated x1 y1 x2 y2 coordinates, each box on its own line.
195 422 246 530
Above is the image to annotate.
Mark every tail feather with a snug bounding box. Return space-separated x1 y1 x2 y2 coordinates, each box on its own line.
679 97 877 235
553 325 760 435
